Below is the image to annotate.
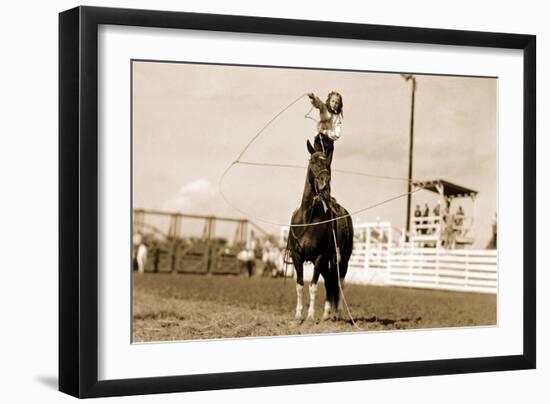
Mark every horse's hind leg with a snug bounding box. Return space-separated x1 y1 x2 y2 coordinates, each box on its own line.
333 261 349 320
323 268 337 321
322 279 333 321
294 260 304 320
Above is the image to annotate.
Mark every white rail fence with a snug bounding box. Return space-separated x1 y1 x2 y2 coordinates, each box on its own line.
303 243 497 294
385 247 497 294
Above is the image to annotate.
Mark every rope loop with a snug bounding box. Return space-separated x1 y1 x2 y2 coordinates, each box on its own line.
218 93 426 229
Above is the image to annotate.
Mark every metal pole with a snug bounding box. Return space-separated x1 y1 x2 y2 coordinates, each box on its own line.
402 75 416 242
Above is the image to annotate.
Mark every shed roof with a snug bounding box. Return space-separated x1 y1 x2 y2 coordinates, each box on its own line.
412 179 478 199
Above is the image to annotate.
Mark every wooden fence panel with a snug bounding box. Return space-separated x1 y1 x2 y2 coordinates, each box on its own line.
174 244 209 274
211 248 242 275
346 243 498 294
385 247 497 293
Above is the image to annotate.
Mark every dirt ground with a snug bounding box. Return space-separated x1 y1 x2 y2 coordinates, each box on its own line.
132 273 496 343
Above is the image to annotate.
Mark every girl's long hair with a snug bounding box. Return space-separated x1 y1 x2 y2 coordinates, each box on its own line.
325 91 344 118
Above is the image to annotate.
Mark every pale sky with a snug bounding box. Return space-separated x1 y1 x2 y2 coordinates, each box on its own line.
132 61 496 247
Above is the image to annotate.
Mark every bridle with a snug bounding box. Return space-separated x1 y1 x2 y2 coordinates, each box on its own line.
288 158 331 252
312 167 330 198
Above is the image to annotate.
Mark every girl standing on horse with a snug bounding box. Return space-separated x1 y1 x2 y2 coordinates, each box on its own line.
307 91 344 171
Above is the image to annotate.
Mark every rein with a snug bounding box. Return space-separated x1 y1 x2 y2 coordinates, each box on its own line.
288 171 329 254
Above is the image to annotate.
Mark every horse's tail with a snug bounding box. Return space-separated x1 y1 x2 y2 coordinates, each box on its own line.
284 210 301 267
281 230 294 283
283 236 293 265
334 206 354 263
342 214 354 261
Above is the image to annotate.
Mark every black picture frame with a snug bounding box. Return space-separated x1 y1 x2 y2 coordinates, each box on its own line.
59 5 536 399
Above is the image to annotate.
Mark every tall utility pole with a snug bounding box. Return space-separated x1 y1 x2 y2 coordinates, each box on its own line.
401 74 417 241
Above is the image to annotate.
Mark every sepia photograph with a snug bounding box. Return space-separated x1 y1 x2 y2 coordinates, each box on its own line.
131 60 497 343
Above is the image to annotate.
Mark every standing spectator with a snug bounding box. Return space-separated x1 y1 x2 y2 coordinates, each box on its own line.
492 213 497 248
133 232 147 273
487 212 497 249
455 205 465 222
433 201 441 238
423 203 430 217
454 205 465 228
442 204 453 248
422 203 430 234
433 201 441 218
238 249 255 277
413 204 422 236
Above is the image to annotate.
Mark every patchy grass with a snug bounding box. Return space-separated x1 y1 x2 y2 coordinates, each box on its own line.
132 273 496 343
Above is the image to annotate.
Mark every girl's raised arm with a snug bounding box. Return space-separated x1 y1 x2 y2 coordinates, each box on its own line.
308 93 325 110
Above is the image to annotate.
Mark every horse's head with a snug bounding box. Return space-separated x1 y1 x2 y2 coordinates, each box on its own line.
306 140 330 194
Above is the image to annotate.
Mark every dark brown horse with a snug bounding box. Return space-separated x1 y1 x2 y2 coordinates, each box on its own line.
288 140 353 321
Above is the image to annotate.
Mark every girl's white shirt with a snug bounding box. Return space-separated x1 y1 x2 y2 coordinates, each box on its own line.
318 114 342 141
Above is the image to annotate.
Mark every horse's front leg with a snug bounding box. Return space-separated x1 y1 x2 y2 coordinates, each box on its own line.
294 260 304 320
307 257 324 321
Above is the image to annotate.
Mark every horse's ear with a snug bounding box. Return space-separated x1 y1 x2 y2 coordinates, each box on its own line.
306 139 315 155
